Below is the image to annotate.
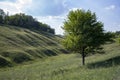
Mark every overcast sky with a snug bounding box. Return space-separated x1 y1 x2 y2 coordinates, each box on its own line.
0 0 120 35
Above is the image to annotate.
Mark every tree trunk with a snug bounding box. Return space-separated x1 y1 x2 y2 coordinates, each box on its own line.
82 47 85 65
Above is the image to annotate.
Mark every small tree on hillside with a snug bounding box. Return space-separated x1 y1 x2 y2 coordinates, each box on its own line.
0 9 5 24
62 9 113 65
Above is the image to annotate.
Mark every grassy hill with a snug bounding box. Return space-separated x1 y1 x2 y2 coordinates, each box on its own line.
0 25 68 67
0 25 120 80
0 41 120 80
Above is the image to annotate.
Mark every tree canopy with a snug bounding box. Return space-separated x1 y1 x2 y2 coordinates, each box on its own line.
62 9 113 65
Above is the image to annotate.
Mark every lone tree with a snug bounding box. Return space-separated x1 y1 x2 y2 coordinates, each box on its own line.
62 9 113 65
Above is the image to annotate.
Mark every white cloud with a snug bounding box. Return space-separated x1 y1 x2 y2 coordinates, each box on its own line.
36 15 65 35
104 23 120 32
0 0 32 15
69 7 82 11
105 5 116 10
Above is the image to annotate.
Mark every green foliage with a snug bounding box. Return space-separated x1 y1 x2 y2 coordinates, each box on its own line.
7 13 55 34
63 9 109 52
62 9 113 65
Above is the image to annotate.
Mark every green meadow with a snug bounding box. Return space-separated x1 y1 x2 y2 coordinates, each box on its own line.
0 25 120 80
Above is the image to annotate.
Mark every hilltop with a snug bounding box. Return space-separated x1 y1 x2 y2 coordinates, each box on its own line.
0 25 68 67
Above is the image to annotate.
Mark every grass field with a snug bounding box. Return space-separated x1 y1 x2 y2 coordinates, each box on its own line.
0 42 120 80
0 25 68 67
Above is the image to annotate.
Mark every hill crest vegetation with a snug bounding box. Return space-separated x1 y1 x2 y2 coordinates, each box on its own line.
0 9 55 34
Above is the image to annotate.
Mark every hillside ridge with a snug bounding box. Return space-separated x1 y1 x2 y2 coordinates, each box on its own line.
0 25 67 67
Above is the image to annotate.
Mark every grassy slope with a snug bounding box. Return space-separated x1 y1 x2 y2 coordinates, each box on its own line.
0 25 67 66
0 42 120 80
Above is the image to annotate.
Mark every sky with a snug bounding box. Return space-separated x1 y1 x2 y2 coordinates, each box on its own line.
0 0 120 35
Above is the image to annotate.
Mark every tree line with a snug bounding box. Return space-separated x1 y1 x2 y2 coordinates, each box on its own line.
0 9 55 34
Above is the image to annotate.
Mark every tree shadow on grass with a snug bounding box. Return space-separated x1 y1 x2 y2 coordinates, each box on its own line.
87 56 120 69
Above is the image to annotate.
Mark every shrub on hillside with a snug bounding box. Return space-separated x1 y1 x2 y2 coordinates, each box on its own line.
43 49 57 56
0 55 12 67
1 51 34 63
12 52 34 63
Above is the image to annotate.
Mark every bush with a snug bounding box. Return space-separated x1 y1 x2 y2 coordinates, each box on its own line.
0 55 11 67
43 49 57 56
1 51 34 63
12 52 33 63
